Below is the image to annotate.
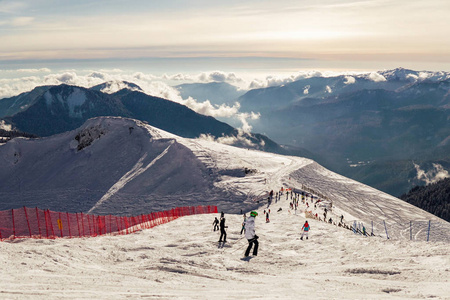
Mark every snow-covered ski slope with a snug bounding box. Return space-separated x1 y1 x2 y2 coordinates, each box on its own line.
1 116 449 298
1 210 448 299
0 116 448 239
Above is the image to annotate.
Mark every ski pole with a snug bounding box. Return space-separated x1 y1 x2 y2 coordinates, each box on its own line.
229 237 247 254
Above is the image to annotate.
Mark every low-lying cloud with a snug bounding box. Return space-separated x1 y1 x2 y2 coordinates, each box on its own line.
344 76 356 84
2 68 449 137
414 163 450 185
0 70 259 133
368 72 387 82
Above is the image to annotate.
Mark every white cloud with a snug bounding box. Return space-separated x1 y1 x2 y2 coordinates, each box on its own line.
303 85 310 95
197 71 244 84
198 129 259 148
0 70 259 133
0 68 51 73
164 73 193 81
368 72 387 82
17 68 51 73
249 71 328 89
0 120 12 131
344 76 356 84
414 163 450 185
406 74 418 82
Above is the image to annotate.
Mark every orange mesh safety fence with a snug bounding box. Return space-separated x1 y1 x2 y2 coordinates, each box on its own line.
0 205 218 241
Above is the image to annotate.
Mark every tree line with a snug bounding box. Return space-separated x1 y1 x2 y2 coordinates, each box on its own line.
400 178 450 222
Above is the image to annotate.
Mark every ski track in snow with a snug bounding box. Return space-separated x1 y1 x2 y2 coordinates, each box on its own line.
88 141 174 213
0 118 449 299
1 210 448 299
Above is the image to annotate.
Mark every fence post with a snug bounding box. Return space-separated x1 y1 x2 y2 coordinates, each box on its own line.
427 220 431 242
76 213 81 237
11 209 16 239
87 215 92 237
36 207 42 238
58 212 64 238
66 212 72 238
48 210 56 238
115 216 121 234
81 213 86 237
94 215 98 236
44 210 49 239
23 206 32 238
383 220 389 239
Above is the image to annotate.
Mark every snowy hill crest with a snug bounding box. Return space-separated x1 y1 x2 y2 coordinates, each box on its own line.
0 117 447 242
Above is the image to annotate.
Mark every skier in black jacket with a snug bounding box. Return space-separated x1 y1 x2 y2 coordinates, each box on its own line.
218 212 228 242
213 217 219 231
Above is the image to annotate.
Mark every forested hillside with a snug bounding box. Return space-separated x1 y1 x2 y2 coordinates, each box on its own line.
400 178 450 222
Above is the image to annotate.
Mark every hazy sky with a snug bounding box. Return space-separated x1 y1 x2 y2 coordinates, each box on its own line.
1 0 450 72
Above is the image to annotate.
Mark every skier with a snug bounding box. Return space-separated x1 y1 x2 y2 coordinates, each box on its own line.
300 220 310 240
213 217 219 231
244 211 259 257
240 214 247 234
218 212 228 243
266 210 270 223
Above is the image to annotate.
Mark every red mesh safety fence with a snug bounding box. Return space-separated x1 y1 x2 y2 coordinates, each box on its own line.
0 205 218 241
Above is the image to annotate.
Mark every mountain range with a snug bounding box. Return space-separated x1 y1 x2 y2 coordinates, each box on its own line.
1 116 446 231
0 68 449 221
0 83 313 160
178 68 450 198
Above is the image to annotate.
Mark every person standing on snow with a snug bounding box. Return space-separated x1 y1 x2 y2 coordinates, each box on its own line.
213 217 219 231
300 220 310 240
244 211 259 257
218 212 228 242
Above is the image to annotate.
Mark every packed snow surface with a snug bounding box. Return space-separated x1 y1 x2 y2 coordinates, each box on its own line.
0 116 449 299
1 211 449 299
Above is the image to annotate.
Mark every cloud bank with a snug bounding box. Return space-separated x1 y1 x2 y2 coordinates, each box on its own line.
0 70 259 133
414 163 450 185
2 68 450 135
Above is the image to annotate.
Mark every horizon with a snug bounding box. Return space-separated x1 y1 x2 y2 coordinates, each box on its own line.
1 0 449 73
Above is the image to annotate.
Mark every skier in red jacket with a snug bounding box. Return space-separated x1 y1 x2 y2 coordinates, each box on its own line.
300 221 310 240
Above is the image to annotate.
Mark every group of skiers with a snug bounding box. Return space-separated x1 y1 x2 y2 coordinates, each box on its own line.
213 210 260 257
213 210 310 257
211 185 378 257
211 188 324 257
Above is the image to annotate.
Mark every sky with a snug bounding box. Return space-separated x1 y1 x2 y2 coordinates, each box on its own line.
1 0 450 73
1 0 450 129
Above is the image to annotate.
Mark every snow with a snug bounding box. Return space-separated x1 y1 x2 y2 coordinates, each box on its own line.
0 116 449 298
66 88 87 118
1 209 448 299
44 88 87 118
